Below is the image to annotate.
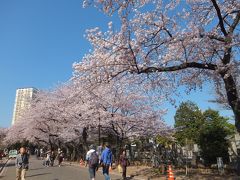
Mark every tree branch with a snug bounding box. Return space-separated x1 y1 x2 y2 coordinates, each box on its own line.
207 34 225 42
211 0 228 36
229 11 240 33
139 62 217 74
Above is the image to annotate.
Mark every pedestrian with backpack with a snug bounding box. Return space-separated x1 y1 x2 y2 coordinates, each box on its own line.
86 145 99 180
100 142 112 180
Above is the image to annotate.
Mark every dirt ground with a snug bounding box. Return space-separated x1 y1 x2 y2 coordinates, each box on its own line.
65 161 240 180
117 165 240 180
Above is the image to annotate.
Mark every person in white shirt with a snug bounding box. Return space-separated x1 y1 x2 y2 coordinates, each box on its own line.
45 153 50 167
86 145 99 180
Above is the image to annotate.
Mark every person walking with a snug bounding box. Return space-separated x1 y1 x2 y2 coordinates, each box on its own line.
86 145 99 180
45 153 50 167
40 148 44 160
58 151 64 167
100 143 112 180
97 143 104 163
34 149 38 159
119 150 129 180
15 147 29 180
50 151 55 166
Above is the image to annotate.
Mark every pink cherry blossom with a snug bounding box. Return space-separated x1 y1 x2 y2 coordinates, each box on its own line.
80 0 240 131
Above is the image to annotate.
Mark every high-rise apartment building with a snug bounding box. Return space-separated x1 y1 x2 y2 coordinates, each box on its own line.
12 88 37 125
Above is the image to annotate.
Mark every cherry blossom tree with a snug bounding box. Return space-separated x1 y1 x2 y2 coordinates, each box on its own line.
5 89 71 148
0 127 6 137
50 83 95 151
4 121 26 145
79 0 240 131
0 127 7 147
89 79 169 144
212 74 240 110
5 79 169 151
65 79 169 155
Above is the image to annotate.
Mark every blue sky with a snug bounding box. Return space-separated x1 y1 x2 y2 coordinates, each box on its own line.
0 0 233 127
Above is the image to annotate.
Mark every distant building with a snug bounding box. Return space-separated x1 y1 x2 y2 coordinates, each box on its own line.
12 88 37 125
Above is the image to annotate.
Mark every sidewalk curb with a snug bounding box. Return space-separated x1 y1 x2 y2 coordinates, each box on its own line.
0 158 9 174
63 161 146 180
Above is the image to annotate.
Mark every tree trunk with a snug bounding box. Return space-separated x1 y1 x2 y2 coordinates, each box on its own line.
82 127 88 153
221 73 240 132
221 72 240 175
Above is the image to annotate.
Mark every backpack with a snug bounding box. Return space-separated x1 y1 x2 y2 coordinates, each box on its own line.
89 152 99 167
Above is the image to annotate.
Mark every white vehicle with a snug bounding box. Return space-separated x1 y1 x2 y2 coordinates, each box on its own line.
8 150 18 158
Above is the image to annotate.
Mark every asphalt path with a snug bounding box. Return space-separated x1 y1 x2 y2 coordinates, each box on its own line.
0 158 122 180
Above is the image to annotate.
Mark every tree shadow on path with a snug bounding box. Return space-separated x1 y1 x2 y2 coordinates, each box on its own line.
26 172 51 177
29 167 45 171
115 176 138 180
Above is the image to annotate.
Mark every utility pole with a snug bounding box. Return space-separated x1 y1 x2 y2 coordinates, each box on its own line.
98 116 101 145
185 138 188 176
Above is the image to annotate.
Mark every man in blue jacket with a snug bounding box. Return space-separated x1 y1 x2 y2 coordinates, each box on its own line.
100 142 112 180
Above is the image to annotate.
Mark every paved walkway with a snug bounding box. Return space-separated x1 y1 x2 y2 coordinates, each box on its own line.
0 158 121 180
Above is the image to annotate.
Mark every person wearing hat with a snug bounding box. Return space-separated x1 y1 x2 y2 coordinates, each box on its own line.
86 145 99 180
